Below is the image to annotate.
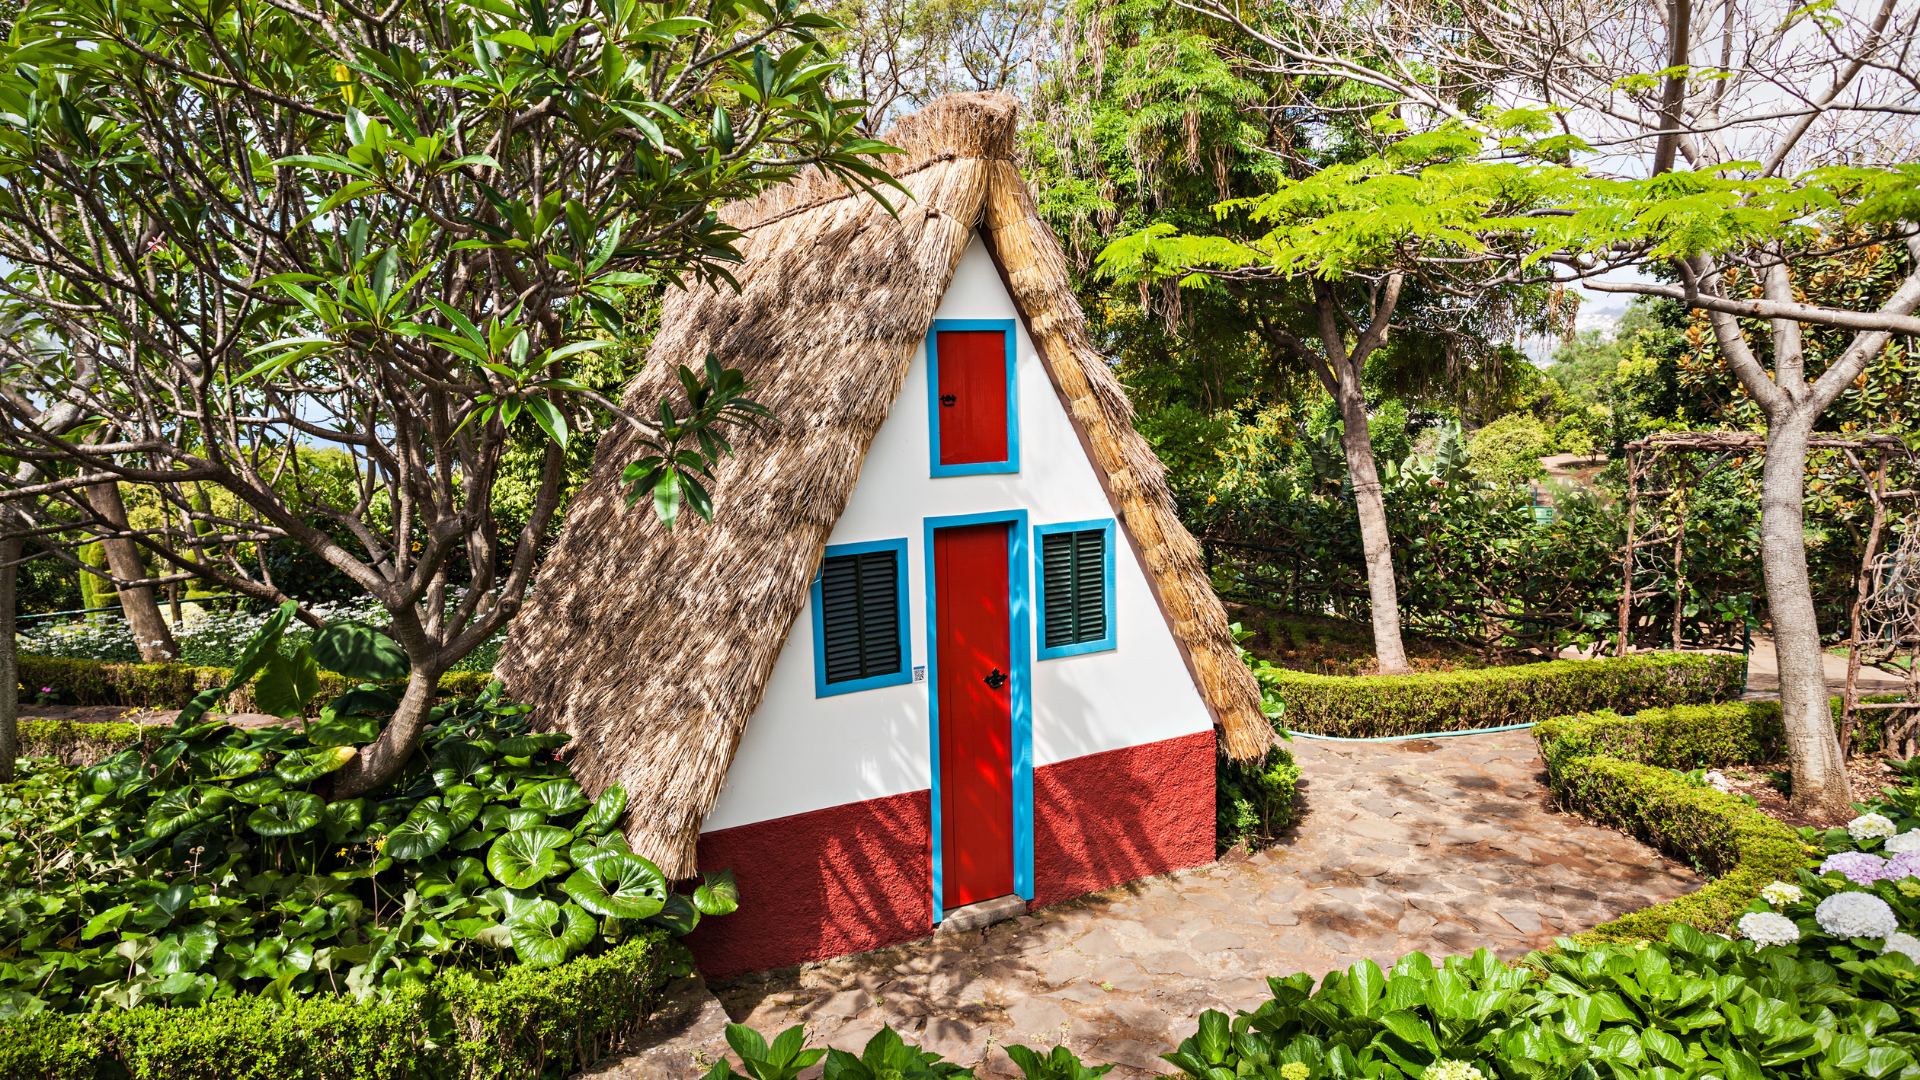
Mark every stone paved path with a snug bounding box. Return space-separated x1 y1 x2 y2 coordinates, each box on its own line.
588 731 1700 1080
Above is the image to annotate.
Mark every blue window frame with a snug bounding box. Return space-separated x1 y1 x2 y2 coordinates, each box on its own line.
810 538 913 697
1033 518 1117 659
923 509 1033 923
925 318 1019 477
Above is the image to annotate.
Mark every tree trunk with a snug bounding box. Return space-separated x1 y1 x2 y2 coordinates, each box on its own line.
1330 364 1414 676
1761 413 1851 817
0 536 19 784
330 665 444 798
85 482 177 663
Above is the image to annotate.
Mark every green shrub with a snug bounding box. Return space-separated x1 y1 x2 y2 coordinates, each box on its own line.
1534 701 1785 768
0 933 669 1080
16 720 159 766
1269 652 1746 737
1216 743 1301 853
1534 701 1810 942
18 654 492 715
673 925 1920 1080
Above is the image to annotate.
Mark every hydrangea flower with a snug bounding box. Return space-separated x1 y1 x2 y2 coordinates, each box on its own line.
1883 933 1920 963
1889 851 1920 882
1900 881 1920 898
1816 892 1900 939
1760 882 1804 906
1738 911 1801 948
1425 1062 1485 1080
1280 1065 1310 1080
1886 831 1920 855
1822 851 1892 885
1850 814 1899 842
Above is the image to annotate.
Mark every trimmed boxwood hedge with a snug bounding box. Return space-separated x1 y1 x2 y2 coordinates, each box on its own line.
0 930 670 1080
1272 651 1747 737
18 655 493 715
1534 702 1811 943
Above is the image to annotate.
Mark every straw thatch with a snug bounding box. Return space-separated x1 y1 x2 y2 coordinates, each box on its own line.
496 92 1269 879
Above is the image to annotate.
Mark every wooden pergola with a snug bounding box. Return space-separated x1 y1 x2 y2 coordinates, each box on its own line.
1621 431 1919 754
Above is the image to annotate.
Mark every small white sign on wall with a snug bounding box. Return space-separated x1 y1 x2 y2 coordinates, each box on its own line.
913 666 926 683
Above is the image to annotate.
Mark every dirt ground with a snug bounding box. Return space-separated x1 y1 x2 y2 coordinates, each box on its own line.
1224 604 1515 676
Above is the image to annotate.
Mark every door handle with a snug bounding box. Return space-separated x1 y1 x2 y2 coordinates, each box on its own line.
983 668 1007 689
940 394 957 407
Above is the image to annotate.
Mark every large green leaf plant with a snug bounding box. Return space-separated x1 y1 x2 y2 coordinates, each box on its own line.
0 603 733 1015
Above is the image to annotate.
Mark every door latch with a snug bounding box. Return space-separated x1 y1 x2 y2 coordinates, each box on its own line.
939 394 956 407
983 668 1007 689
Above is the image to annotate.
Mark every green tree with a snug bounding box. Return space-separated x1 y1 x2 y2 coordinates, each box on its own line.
1169 0 1920 817
0 0 897 795
1097 125 1570 675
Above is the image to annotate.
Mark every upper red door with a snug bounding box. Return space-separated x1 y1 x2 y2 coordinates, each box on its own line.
936 330 1009 466
934 522 1015 909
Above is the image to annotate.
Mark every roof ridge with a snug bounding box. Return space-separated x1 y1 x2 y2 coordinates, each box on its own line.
736 152 1018 234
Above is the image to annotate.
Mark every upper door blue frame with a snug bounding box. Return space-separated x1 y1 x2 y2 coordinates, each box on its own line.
926 319 1019 477
810 537 914 697
923 509 1033 924
1033 517 1118 659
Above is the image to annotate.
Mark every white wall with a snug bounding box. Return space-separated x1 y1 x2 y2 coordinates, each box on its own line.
701 239 1214 833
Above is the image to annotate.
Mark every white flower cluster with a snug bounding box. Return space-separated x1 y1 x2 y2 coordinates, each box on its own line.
1850 814 1899 842
1883 933 1920 963
1737 911 1801 948
1886 831 1920 855
1424 1062 1485 1080
1816 892 1900 939
1760 882 1804 906
17 595 460 670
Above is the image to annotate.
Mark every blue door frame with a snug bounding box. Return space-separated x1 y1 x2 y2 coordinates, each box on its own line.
923 509 1033 923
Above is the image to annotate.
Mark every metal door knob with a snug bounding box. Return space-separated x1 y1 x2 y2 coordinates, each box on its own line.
983 668 1007 689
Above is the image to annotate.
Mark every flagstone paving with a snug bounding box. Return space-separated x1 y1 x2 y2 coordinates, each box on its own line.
588 730 1700 1080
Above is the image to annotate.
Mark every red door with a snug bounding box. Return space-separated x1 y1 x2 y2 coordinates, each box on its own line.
934 522 1015 908
936 331 1008 466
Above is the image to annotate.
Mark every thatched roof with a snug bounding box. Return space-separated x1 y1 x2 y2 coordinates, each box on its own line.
495 92 1269 878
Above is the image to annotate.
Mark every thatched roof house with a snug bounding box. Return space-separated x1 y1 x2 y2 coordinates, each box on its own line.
497 91 1268 974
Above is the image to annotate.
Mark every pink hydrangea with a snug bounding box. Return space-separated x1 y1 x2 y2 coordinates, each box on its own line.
1822 851 1892 885
1887 850 1920 881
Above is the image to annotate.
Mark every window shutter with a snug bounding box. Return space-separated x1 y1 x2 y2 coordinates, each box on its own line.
821 550 901 683
1043 529 1108 649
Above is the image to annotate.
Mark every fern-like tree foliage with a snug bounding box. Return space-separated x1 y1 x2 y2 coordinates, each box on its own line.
0 0 902 794
1119 0 1920 816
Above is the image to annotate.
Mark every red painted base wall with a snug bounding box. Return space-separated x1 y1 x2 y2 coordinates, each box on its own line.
1029 728 1216 910
687 729 1216 977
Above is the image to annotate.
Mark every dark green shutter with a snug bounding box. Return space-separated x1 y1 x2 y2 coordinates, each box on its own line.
1042 529 1107 649
821 551 901 683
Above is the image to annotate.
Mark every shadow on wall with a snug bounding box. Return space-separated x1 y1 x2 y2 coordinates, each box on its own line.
686 728 1216 978
688 789 934 978
1030 729 1217 909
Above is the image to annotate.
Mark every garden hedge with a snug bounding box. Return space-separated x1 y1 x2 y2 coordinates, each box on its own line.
16 719 158 765
1534 702 1810 944
1271 651 1747 737
0 930 670 1080
18 654 493 715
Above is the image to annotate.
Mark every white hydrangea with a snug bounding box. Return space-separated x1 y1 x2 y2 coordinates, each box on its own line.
1849 814 1899 842
1424 1062 1485 1080
1886 831 1920 855
1882 932 1920 963
1760 882 1804 906
1737 911 1801 948
1816 891 1900 939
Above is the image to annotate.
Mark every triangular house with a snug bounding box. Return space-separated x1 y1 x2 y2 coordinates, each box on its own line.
498 92 1269 977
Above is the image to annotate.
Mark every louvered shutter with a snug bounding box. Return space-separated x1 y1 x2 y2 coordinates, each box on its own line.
820 550 901 683
1042 529 1108 648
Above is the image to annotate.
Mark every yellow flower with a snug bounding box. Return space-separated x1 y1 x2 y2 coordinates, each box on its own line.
1281 1065 1310 1080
